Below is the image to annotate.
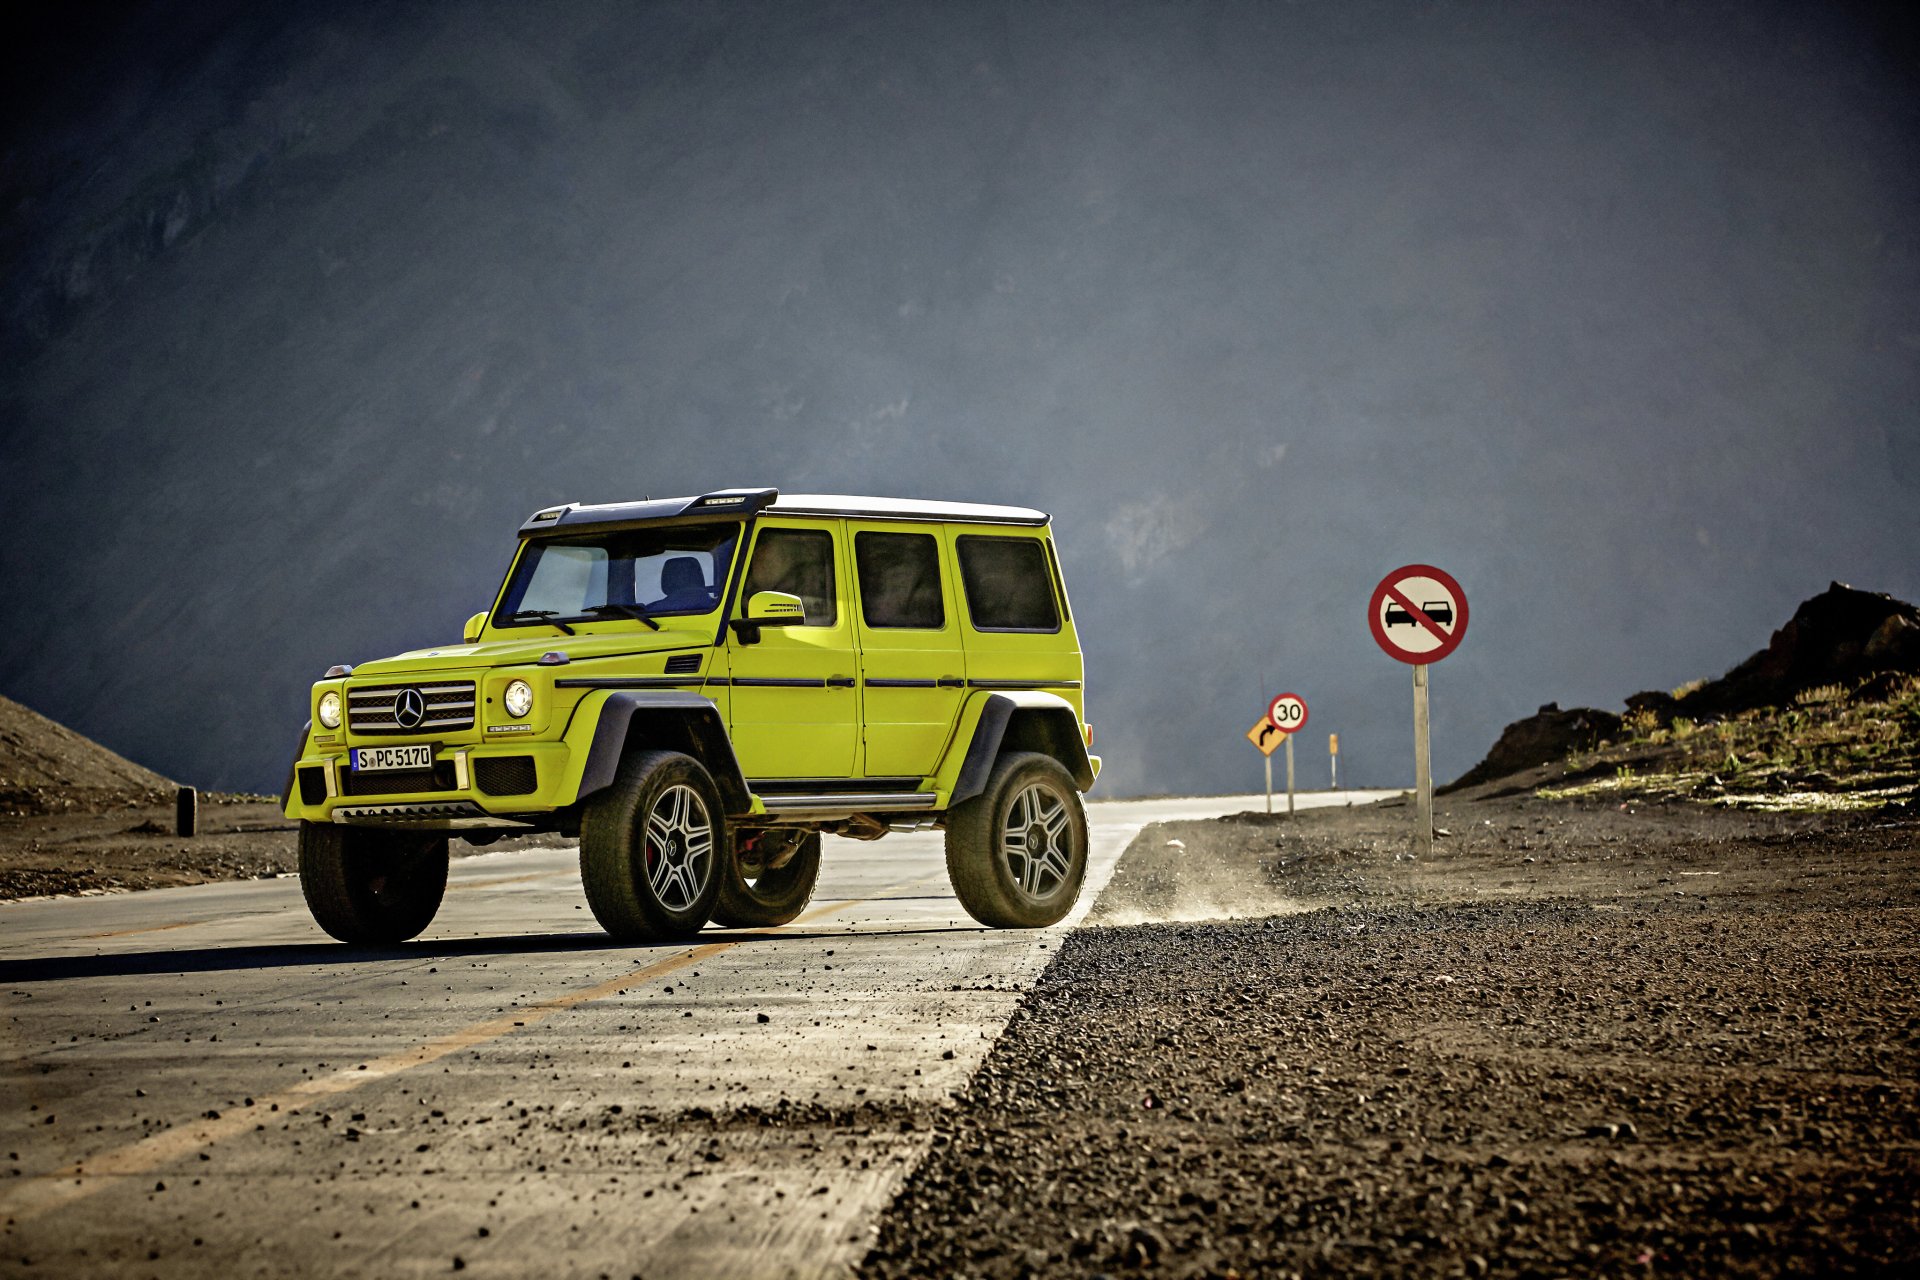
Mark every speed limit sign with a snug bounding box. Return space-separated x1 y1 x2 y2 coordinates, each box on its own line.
1267 693 1308 734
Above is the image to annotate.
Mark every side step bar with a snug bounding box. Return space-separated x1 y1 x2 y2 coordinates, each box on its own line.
757 792 937 817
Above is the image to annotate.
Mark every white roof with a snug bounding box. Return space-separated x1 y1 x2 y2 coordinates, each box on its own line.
768 494 1049 526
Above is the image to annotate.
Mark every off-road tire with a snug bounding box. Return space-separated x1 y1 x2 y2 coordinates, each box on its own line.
712 830 822 928
944 751 1088 929
580 750 725 942
299 822 449 945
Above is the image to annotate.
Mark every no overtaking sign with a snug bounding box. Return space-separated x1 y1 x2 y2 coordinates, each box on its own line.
1369 564 1468 664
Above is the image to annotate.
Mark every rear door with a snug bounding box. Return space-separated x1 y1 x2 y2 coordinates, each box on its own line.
724 520 860 779
849 523 967 779
953 530 1085 716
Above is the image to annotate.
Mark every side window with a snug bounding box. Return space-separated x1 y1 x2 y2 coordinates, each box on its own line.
741 528 838 627
855 532 946 629
956 536 1061 632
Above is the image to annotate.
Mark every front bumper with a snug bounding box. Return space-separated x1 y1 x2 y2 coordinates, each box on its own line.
284 742 578 829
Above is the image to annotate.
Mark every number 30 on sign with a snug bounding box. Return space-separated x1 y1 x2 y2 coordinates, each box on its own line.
1268 693 1308 733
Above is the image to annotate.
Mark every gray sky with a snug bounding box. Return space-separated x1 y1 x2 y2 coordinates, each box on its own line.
3 0 1916 795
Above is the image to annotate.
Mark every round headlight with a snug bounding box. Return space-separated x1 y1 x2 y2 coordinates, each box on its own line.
504 680 534 719
317 691 342 730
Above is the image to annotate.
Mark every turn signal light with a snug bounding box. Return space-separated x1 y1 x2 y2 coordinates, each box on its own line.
1084 722 1094 747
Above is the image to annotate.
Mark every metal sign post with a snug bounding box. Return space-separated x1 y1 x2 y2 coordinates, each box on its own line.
1246 715 1283 814
1264 693 1308 818
1412 664 1432 855
1284 733 1296 815
1369 564 1468 858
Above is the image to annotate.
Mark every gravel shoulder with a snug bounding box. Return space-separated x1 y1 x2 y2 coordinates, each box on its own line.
862 791 1920 1278
0 803 529 900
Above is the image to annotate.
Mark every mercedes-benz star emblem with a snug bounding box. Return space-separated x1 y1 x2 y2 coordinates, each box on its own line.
393 688 427 730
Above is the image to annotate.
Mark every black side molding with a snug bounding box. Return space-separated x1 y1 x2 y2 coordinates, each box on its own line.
967 679 1082 690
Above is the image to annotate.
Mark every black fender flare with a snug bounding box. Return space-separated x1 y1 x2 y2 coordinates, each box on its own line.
950 692 1095 806
575 691 752 814
280 719 312 810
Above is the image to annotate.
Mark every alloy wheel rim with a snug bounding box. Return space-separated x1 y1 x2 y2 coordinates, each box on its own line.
1001 782 1073 901
644 784 713 911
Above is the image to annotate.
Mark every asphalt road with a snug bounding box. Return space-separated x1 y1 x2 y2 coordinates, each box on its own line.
1 790 1392 1279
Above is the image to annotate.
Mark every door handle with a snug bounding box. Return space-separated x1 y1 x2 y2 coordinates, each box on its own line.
826 676 856 688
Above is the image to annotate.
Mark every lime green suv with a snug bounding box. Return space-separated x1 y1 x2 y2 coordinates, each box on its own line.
284 489 1098 945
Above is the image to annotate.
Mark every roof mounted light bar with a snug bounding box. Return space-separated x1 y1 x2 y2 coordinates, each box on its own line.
517 488 779 537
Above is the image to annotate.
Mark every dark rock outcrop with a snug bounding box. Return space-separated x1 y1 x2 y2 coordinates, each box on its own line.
1447 582 1920 790
1441 703 1622 794
1677 582 1920 717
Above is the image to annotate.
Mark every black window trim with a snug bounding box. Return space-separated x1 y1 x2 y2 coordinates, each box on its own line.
490 521 741 632
1043 537 1071 625
954 533 1064 635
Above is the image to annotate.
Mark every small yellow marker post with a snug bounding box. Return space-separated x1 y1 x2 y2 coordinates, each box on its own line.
1329 732 1340 791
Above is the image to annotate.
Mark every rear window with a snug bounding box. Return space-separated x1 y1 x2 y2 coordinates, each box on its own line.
855 532 946 629
956 536 1060 632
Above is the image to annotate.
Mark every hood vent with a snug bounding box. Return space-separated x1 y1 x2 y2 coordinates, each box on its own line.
664 653 703 676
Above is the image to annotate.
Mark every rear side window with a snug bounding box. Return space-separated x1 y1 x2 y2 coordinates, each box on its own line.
956 536 1061 632
855 532 945 629
742 528 838 626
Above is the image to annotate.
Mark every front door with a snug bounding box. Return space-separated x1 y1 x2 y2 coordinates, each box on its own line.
849 522 967 779
725 520 860 780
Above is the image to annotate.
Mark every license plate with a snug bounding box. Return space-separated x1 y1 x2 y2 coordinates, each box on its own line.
351 744 433 772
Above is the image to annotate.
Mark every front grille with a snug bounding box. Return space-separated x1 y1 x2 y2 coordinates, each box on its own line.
340 762 458 796
298 766 328 806
475 756 538 796
347 681 477 735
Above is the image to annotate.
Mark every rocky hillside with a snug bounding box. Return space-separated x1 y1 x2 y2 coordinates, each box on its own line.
1448 583 1920 805
0 693 176 815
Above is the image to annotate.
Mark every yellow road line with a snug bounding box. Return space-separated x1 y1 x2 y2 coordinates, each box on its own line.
0 874 932 1224
446 870 569 893
80 919 204 941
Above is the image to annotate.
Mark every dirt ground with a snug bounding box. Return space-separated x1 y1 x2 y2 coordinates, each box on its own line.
0 799 304 900
862 790 1920 1278
0 801 529 900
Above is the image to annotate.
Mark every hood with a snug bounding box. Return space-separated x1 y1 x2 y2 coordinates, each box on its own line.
348 625 712 678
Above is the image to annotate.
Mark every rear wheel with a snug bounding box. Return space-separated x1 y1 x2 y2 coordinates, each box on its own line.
712 829 821 927
944 752 1088 928
580 750 724 942
299 822 448 945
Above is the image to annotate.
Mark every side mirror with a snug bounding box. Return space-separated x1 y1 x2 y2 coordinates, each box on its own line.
730 591 805 643
746 591 806 623
463 611 488 644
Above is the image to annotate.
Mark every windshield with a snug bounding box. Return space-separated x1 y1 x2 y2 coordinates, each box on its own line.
495 523 740 627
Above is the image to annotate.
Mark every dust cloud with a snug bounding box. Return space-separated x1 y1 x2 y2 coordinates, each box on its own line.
1088 836 1321 927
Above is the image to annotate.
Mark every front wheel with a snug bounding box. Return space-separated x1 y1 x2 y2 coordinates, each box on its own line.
944 752 1088 928
299 822 449 945
580 750 725 942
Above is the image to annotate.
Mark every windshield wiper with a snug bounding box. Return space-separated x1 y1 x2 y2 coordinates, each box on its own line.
504 609 577 636
582 603 662 631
